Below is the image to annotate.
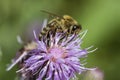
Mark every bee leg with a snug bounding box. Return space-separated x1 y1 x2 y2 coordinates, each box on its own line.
39 34 42 41
46 31 51 47
53 28 57 37
58 33 67 44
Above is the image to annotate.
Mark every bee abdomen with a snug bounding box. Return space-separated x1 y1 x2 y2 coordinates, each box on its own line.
42 27 50 34
43 26 50 31
39 26 51 40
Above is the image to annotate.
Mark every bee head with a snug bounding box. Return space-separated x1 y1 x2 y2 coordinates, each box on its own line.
63 15 82 34
71 24 82 34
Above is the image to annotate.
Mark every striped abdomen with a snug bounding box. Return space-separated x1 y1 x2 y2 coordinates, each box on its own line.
39 20 59 40
39 26 51 40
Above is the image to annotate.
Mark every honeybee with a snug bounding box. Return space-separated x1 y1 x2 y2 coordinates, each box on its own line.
39 11 82 40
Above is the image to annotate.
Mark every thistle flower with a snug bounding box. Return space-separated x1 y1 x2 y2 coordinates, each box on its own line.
7 21 97 80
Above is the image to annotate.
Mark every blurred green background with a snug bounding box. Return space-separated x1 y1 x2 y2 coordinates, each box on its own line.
0 0 120 80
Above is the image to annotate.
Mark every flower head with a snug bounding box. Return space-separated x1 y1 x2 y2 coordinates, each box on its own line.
7 28 96 80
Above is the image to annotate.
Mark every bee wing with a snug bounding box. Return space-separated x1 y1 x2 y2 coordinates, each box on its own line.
42 19 48 29
40 10 62 19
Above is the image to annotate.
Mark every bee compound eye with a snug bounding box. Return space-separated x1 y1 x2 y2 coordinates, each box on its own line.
72 25 77 31
72 25 82 31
